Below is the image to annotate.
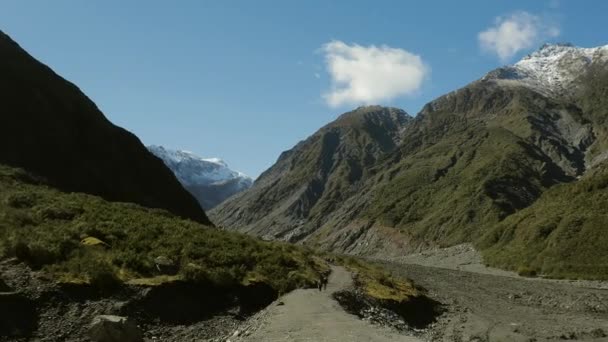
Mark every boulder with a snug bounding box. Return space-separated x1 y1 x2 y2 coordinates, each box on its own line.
88 315 142 342
154 256 177 275
0 277 9 291
0 291 37 337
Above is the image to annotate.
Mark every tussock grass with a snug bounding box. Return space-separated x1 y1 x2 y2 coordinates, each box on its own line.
478 162 608 280
0 165 325 293
333 255 420 302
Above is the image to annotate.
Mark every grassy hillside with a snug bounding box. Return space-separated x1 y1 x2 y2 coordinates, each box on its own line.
0 164 426 300
479 161 608 280
0 30 209 224
305 83 586 255
0 165 324 293
476 60 608 280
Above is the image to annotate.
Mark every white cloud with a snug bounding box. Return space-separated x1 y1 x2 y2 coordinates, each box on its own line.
478 11 560 61
321 41 429 108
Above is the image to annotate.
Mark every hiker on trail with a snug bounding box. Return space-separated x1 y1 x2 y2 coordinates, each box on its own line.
318 278 323 291
318 275 328 291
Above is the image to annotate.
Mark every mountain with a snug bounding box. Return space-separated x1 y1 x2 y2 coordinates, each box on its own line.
147 146 253 209
0 30 210 224
210 106 412 239
212 43 608 278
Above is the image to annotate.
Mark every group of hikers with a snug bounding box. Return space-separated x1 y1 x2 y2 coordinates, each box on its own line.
317 274 329 291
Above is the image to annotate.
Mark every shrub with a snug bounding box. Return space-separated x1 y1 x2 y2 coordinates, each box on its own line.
6 192 38 208
181 264 211 284
88 261 121 292
36 204 83 220
517 266 537 277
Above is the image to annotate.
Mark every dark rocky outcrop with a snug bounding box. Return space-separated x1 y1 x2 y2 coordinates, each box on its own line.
333 289 443 331
88 315 143 342
0 291 37 337
123 280 278 324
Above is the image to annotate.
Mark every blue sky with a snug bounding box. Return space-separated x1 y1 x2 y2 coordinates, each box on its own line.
1 1 607 177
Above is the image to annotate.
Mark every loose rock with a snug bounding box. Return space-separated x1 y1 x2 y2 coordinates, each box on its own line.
88 315 143 342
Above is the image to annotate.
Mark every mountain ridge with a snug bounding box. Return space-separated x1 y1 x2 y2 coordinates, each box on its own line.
212 42 608 278
148 145 253 209
0 30 210 224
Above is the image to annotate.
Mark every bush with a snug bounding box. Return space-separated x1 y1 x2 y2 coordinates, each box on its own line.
517 266 537 277
36 204 83 220
88 262 121 292
14 241 58 268
6 192 38 208
181 264 210 284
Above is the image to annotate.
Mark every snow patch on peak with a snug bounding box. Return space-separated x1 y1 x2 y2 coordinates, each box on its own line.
201 157 228 167
147 145 253 187
485 43 608 95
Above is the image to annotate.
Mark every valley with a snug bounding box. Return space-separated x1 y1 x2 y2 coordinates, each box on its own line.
1 5 608 340
380 246 608 341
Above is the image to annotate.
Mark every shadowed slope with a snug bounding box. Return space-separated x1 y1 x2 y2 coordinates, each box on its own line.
0 30 209 224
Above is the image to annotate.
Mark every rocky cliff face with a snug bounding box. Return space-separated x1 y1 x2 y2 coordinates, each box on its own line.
147 146 253 209
0 30 210 224
212 43 608 266
210 106 411 239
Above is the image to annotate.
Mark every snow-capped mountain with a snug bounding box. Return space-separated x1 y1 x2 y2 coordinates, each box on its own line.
485 43 608 95
148 145 253 209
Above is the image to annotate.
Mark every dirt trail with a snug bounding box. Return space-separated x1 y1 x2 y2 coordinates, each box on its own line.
233 266 422 342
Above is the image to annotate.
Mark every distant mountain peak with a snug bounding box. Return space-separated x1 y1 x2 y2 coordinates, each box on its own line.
482 42 608 96
201 157 229 167
148 145 253 209
329 105 411 129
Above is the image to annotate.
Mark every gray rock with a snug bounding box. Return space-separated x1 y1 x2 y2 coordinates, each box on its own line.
154 256 178 275
88 315 142 342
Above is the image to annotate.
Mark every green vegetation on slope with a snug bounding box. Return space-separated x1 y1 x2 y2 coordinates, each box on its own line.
0 165 323 293
0 164 424 300
362 82 580 247
334 255 421 301
479 161 608 280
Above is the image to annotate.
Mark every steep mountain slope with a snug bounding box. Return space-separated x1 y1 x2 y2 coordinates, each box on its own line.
478 50 608 279
148 146 253 209
479 160 608 279
213 44 608 269
0 30 209 224
316 43 608 256
210 106 411 239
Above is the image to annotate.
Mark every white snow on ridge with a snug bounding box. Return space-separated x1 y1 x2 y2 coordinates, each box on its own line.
147 145 253 187
487 43 608 95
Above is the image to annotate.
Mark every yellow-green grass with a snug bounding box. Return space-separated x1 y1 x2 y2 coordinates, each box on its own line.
333 255 420 302
0 165 326 293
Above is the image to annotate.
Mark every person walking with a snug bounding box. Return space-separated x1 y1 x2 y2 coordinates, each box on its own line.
321 275 328 291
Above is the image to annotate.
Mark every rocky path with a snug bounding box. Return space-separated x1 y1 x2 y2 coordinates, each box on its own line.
232 266 422 342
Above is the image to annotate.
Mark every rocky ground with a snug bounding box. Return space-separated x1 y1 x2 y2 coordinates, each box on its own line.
227 266 423 342
0 258 245 342
378 244 608 341
2 247 608 342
